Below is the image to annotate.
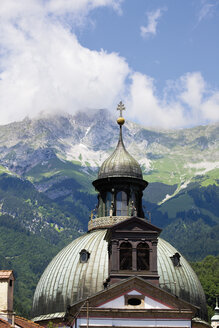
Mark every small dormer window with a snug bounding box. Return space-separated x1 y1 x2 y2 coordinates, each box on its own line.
170 252 181 267
80 249 90 263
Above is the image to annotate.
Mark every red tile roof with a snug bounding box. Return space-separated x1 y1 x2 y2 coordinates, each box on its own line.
15 316 43 328
0 317 43 328
0 318 10 328
0 271 14 279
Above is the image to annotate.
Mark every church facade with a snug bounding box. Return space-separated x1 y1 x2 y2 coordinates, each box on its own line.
32 103 210 328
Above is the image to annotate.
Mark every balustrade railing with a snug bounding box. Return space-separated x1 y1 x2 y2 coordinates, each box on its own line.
88 216 130 231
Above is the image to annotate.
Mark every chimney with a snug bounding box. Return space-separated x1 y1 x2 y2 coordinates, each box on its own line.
0 270 15 323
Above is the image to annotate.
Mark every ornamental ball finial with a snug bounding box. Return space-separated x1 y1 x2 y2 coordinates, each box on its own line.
117 101 125 125
117 116 125 125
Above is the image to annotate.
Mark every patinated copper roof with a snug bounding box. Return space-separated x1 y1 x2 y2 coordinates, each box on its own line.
32 229 108 321
32 233 207 321
98 126 143 180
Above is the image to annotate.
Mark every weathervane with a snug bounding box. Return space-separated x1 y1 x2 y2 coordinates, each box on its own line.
117 101 125 117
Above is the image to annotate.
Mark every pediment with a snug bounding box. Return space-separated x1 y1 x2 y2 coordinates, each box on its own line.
67 277 198 324
72 277 197 313
97 288 172 309
111 217 161 234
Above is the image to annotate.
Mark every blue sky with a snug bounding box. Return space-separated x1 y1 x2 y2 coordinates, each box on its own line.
79 0 219 89
0 0 219 128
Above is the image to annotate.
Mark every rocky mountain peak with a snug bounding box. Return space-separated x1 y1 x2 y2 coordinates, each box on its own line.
0 110 218 188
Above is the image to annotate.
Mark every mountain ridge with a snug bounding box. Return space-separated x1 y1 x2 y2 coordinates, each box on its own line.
0 109 218 182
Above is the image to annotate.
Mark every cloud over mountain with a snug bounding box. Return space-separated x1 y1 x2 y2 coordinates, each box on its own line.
0 0 218 128
127 71 219 128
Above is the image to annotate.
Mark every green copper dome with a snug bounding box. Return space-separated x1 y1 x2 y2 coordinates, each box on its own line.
32 231 207 321
98 126 143 180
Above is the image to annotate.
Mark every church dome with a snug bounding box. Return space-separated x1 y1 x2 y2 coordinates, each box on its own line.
98 134 143 180
32 230 207 321
32 103 207 324
97 105 142 180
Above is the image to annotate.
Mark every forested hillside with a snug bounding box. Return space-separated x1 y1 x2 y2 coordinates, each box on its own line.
191 255 219 320
147 183 219 260
0 225 60 317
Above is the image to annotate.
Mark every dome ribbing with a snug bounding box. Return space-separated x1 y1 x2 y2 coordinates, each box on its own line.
98 125 143 180
32 232 207 321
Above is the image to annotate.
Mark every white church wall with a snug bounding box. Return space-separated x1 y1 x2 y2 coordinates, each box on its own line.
0 280 9 312
127 290 142 295
98 295 124 308
76 317 191 328
98 289 171 309
144 296 171 309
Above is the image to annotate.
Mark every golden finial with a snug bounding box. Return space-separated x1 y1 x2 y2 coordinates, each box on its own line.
117 101 125 125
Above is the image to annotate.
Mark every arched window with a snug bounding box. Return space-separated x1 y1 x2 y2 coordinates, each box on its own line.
116 191 128 216
137 243 149 270
120 242 132 270
105 192 112 216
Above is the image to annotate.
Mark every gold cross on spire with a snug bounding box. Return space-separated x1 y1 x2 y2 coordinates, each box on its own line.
117 101 125 117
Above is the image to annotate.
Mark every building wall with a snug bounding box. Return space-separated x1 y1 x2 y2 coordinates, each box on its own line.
76 317 192 328
0 280 9 312
0 278 13 320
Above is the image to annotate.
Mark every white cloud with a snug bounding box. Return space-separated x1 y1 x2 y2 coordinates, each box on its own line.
0 0 122 19
198 1 216 22
140 8 164 38
46 0 123 15
0 0 218 128
126 73 185 128
178 72 219 123
179 72 205 109
126 72 219 128
0 0 127 124
201 92 219 121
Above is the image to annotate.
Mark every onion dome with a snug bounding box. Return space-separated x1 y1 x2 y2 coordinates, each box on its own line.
98 129 142 179
32 232 207 322
98 102 143 180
